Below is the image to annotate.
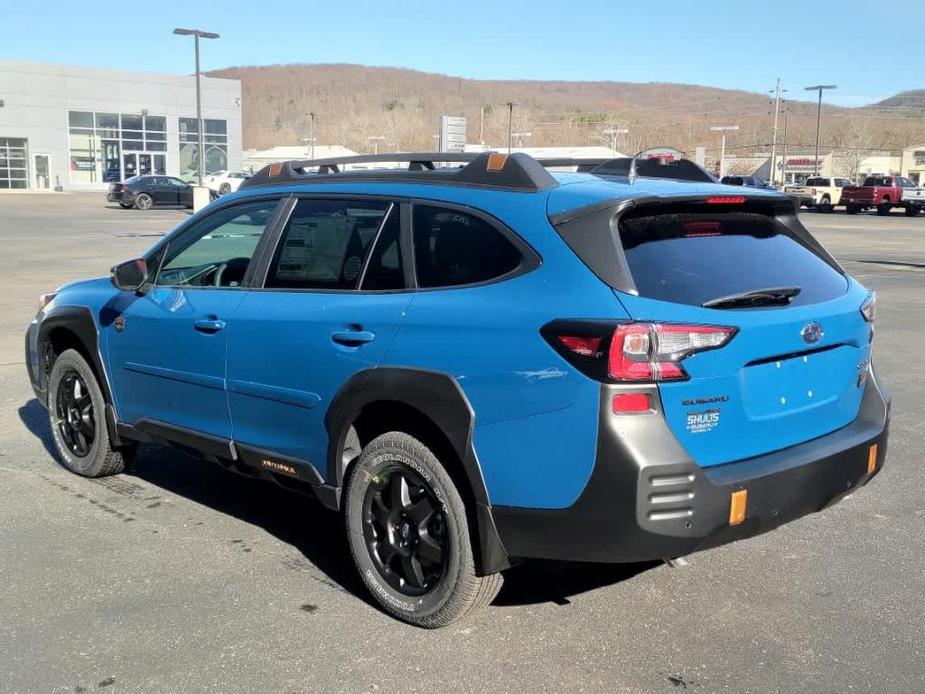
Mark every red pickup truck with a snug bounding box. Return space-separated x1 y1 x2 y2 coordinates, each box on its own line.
841 175 921 216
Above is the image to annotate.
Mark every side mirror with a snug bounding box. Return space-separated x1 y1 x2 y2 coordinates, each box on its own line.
111 258 148 292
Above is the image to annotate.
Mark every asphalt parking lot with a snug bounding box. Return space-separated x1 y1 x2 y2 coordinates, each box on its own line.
0 193 923 693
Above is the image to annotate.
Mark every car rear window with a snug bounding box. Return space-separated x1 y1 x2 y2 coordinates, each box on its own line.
862 177 891 186
617 211 847 307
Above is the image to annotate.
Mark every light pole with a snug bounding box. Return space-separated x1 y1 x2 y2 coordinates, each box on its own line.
505 102 517 154
367 135 385 155
172 28 220 188
710 125 739 179
804 84 837 176
301 137 315 158
602 127 629 155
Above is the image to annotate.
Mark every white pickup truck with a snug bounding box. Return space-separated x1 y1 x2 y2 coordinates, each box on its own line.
785 176 854 212
901 184 925 216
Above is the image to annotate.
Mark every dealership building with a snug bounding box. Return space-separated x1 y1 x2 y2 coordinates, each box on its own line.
0 60 242 191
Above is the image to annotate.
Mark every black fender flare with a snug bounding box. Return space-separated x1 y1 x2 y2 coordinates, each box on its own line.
37 305 122 447
325 367 512 573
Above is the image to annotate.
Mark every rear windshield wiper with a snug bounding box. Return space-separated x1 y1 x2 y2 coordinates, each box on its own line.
702 286 801 309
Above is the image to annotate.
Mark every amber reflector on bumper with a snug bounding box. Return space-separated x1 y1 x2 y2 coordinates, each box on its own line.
868 444 878 475
729 489 748 526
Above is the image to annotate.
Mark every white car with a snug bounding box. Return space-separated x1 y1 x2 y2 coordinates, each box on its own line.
205 170 252 196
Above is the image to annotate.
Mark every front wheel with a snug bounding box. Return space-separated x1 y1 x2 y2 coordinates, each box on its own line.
134 193 153 211
345 432 503 628
877 201 892 216
818 197 833 213
47 349 134 477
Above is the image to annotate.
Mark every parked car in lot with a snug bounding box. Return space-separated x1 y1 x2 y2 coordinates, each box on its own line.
107 175 194 210
205 170 252 196
31 152 889 627
841 175 922 216
786 176 854 212
720 175 775 189
901 184 925 216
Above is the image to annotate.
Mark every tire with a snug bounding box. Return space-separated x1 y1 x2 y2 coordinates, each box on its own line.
219 182 232 195
345 431 503 628
134 193 153 211
818 196 832 213
46 349 133 478
904 206 920 217
876 200 892 216
846 204 859 215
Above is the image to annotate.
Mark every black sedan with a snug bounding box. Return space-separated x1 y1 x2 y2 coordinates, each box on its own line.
107 176 195 210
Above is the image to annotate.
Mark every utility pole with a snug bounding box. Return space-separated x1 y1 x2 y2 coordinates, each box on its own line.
309 112 316 160
779 108 790 185
172 28 220 188
710 125 739 179
479 105 486 145
768 79 787 186
505 102 516 154
805 84 837 175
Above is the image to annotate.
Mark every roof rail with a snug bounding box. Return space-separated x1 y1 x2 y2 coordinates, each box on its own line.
240 151 559 192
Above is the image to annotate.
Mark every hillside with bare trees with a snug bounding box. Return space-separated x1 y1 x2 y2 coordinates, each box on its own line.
207 63 925 157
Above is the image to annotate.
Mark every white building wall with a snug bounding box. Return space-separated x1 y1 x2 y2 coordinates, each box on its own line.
0 60 241 190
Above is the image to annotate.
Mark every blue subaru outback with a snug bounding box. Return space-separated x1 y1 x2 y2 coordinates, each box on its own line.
26 152 889 627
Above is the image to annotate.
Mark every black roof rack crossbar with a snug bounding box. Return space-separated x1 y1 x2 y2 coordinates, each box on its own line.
240 152 559 193
590 156 717 183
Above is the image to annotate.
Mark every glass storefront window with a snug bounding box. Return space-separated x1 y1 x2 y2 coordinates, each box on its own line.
67 110 169 184
179 117 228 180
0 138 29 189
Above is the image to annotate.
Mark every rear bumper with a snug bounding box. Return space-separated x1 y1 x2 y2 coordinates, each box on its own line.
492 367 890 563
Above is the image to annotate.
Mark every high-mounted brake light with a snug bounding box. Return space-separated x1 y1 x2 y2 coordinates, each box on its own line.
706 196 745 204
608 323 736 382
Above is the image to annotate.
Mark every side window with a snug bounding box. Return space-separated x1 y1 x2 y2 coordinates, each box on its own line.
412 204 522 288
360 206 405 290
265 199 390 290
156 199 280 288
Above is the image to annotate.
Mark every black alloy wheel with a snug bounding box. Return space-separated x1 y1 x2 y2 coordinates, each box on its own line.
54 371 95 458
362 464 448 596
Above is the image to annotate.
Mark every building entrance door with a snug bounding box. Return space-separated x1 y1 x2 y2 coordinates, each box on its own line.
121 152 167 180
34 154 50 189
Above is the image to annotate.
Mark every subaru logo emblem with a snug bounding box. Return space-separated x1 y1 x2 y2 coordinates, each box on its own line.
801 322 823 344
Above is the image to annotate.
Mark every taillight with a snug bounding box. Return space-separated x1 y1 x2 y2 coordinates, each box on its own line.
860 291 876 323
608 323 736 382
543 321 737 383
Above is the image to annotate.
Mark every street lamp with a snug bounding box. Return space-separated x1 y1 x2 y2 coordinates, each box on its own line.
602 127 629 155
172 28 220 188
804 84 837 176
710 125 739 179
367 135 385 155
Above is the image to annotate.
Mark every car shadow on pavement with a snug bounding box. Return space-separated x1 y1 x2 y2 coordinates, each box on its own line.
19 397 660 608
494 559 660 607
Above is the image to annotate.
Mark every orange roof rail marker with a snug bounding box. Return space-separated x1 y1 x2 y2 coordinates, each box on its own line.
487 153 508 172
268 162 283 177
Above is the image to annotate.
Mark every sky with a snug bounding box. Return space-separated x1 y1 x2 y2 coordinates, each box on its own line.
2 0 920 108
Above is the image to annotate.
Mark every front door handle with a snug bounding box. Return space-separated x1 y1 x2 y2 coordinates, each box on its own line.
194 318 226 333
331 329 375 346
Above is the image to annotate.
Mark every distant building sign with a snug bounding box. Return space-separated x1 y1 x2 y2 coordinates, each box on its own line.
787 158 816 167
438 115 467 154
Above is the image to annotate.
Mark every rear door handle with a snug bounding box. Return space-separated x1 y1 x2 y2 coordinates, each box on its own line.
331 329 375 346
194 318 226 333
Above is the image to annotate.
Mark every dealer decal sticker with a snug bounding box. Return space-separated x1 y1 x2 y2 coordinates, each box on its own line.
686 407 721 434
